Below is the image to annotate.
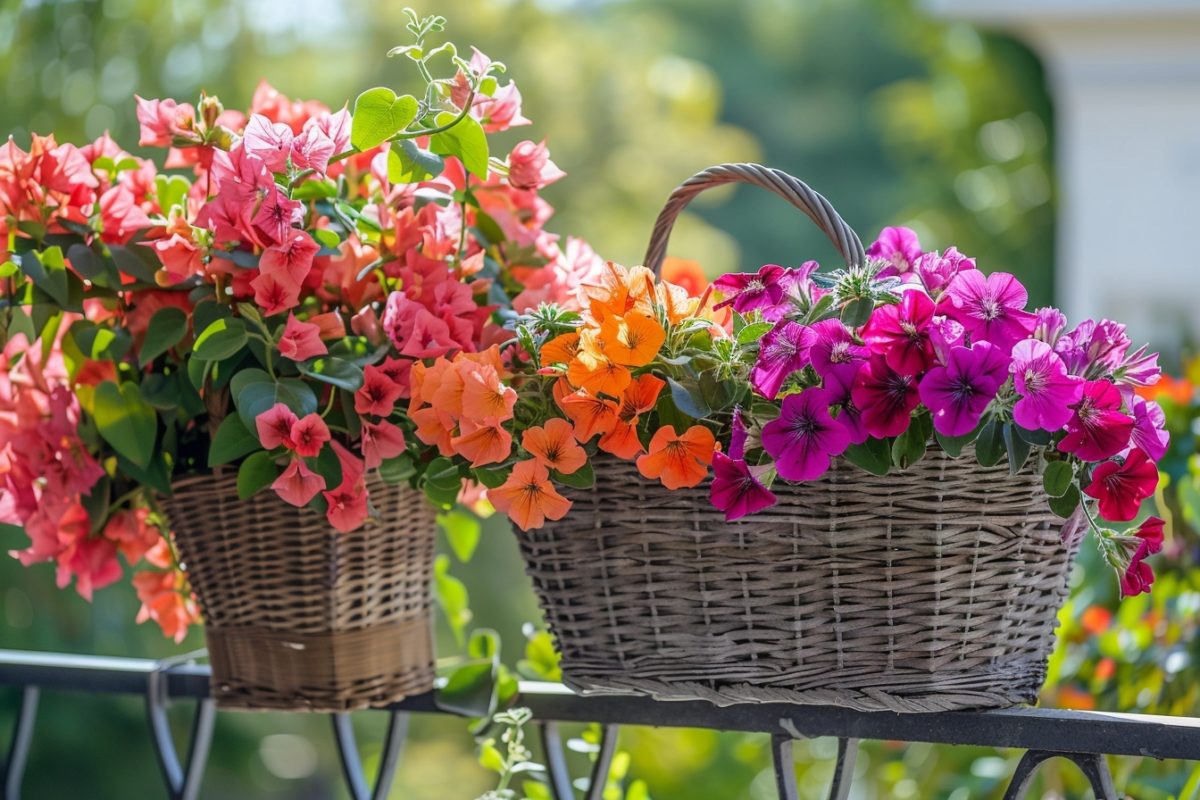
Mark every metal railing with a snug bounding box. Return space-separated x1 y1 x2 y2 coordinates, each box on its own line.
3 649 1200 799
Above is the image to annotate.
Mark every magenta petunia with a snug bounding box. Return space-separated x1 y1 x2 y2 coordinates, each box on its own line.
714 264 790 317
808 319 868 378
1010 339 1083 432
1084 448 1158 522
860 289 936 376
868 226 922 277
751 320 815 400
928 315 966 365
1032 307 1068 346
761 388 850 481
941 270 1037 350
917 342 1009 437
823 362 868 444
1055 319 1131 378
912 247 976 296
1118 345 1162 387
1058 379 1135 461
1129 397 1170 461
709 452 778 521
850 356 921 439
1119 516 1164 597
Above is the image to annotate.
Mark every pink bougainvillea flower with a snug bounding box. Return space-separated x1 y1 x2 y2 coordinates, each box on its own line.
1119 516 1164 597
860 289 936 376
250 271 301 317
103 508 160 566
713 264 790 316
850 356 921 438
823 362 868 444
355 364 404 417
242 113 294 172
941 270 1037 350
1058 379 1135 461
808 319 868 378
506 140 566 191
1010 339 1084 432
1129 397 1170 461
361 419 407 469
761 388 850 481
278 313 327 362
1084 448 1159 522
911 247 975 296
751 320 815 400
323 479 369 532
271 458 326 507
290 413 330 458
709 451 777 522
57 531 123 602
135 96 196 147
260 229 319 286
918 342 1009 436
256 403 298 450
149 233 203 285
867 226 922 277
290 125 336 174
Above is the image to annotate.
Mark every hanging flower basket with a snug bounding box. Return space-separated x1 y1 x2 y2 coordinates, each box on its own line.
165 472 436 711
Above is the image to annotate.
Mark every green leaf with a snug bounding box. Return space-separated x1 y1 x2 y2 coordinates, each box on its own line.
70 321 132 362
429 112 489 179
668 377 711 419
439 509 482 563
21 247 79 310
843 438 892 476
935 419 984 458
140 373 181 411
234 378 319 435
839 297 875 328
1048 484 1081 518
140 306 189 364
518 630 562 682
552 461 595 489
208 414 262 467
433 554 472 646
1014 424 1053 446
1043 461 1074 498
379 454 416 484
1003 422 1032 475
93 381 157 468
297 356 364 392
736 321 774 345
154 174 190 213
387 138 444 183
351 88 418 151
193 318 247 361
108 243 160 284
975 419 1006 467
66 243 119 287
236 451 280 500
191 299 231 338
291 179 338 201
472 466 508 489
311 228 341 251
479 743 505 774
892 413 931 470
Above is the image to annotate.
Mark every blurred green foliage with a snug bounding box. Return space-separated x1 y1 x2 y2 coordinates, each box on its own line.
12 1 1190 799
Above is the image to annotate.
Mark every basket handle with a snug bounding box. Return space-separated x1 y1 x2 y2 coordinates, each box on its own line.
643 162 865 276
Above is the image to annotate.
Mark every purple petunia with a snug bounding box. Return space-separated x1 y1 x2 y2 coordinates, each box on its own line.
823 362 868 444
714 264 790 317
918 341 1010 436
1129 397 1170 461
751 320 815 400
1055 319 1131 378
941 270 1037 350
808 319 868 378
1010 339 1084 432
761 388 850 481
868 226 922 277
912 247 976 297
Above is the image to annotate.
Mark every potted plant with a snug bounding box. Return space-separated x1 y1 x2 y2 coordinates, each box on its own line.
0 10 598 711
414 163 1167 712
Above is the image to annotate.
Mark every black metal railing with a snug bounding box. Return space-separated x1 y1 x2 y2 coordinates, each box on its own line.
4 649 1200 799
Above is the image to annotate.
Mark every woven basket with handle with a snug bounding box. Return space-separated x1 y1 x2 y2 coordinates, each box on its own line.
515 163 1074 713
164 472 437 712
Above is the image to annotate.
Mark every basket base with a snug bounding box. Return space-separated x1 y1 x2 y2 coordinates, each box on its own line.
206 619 434 712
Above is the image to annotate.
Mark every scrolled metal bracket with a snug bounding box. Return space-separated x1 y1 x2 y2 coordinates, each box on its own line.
538 721 619 800
332 710 409 800
772 734 857 800
145 663 215 800
1002 749 1119 800
2 685 39 800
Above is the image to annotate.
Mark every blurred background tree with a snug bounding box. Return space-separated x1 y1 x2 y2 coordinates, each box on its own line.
9 1 1192 799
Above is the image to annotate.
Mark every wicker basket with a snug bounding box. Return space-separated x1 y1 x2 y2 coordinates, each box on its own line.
515 164 1075 713
164 472 437 712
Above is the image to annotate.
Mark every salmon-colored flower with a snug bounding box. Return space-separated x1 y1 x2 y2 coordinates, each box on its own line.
487 459 572 531
660 257 708 297
636 425 718 490
103 508 160 565
271 458 326 507
356 363 403 417
598 311 665 367
598 374 664 459
290 413 331 458
541 332 580 367
133 568 200 644
460 364 517 423
278 313 327 361
451 420 513 467
361 419 406 469
256 402 298 449
523 418 587 474
411 406 457 456
566 350 630 397
555 380 618 442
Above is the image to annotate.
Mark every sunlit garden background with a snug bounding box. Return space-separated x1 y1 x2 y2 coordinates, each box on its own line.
1 0 1197 797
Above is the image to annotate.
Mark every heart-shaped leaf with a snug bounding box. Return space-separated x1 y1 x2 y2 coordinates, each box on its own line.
388 138 445 184
208 414 262 467
429 112 489 179
351 88 418 151
193 318 247 361
93 381 157 468
140 306 189 365
237 450 280 500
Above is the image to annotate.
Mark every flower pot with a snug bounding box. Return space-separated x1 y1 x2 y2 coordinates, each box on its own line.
516 449 1072 712
164 473 436 711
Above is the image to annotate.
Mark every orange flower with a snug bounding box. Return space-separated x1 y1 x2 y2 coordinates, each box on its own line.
598 374 665 459
456 344 508 378
660 257 708 296
598 312 665 367
1136 374 1193 406
411 406 457 456
636 424 717 489
523 418 587 474
566 350 631 397
541 331 581 367
555 379 619 442
460 364 517 423
451 420 513 467
488 459 572 531
655 279 702 325
581 262 656 321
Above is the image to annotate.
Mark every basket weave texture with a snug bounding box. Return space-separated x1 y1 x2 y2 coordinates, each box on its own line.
517 449 1072 712
165 472 436 712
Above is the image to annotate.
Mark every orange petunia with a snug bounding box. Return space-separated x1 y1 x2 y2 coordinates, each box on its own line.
456 344 508 378
566 350 631 397
660 257 708 297
636 424 718 490
488 459 572 531
523 418 588 475
460 364 517 423
598 312 665 367
409 357 458 414
598 374 666 459
411 406 457 456
555 379 619 442
450 420 513 467
541 332 581 367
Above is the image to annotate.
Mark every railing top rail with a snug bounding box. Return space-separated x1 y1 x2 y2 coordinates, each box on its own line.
2 649 1199 762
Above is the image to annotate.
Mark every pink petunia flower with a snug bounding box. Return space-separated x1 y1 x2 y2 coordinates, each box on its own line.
941 270 1037 350
1084 448 1158 522
860 289 936 376
506 140 566 191
1032 307 1068 346
1058 379 1135 462
851 356 921 439
750 321 815 400
256 403 298 450
1129 397 1170 461
761 388 850 481
278 313 327 362
918 342 1009 437
271 459 326 507
823 363 868 444
1010 339 1084 432
1055 319 1131 379
808 319 868 378
911 247 976 296
868 226 922 277
714 264 791 317
290 413 330 458
709 452 777 521
928 315 966 365
1119 516 1164 597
